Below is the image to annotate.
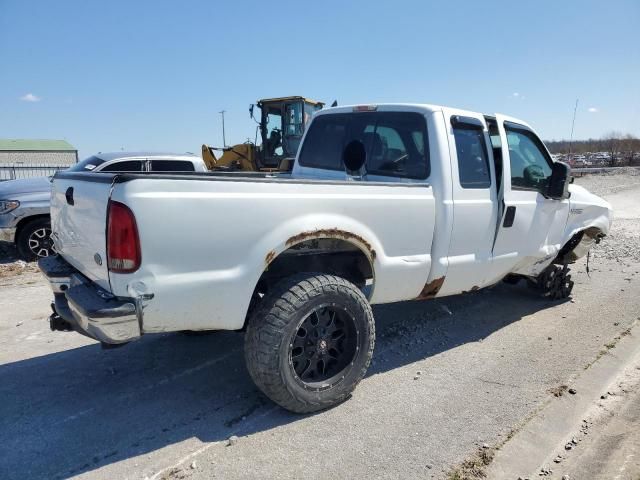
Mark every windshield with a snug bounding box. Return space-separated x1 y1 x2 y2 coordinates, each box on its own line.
67 155 106 172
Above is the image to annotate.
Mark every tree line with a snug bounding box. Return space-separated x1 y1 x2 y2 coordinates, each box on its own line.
545 132 640 167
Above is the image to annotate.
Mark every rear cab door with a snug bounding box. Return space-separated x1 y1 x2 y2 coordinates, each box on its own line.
436 108 499 295
489 114 570 281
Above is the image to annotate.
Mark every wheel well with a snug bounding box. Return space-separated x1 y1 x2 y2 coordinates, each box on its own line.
555 226 604 264
15 214 50 241
246 238 375 322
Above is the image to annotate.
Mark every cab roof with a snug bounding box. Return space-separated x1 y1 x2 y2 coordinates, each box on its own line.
258 96 325 107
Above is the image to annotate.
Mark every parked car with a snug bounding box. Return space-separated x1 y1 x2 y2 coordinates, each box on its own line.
40 104 612 413
0 152 206 260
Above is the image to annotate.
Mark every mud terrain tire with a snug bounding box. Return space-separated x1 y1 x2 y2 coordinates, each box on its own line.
244 274 375 413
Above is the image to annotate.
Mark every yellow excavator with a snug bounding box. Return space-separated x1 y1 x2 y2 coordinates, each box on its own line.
202 96 325 172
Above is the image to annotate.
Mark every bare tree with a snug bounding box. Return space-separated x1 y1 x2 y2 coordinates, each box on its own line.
621 134 639 166
602 131 623 166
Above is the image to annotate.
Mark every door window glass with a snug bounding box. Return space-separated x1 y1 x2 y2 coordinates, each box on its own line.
264 108 284 157
150 160 195 172
453 126 491 188
100 160 144 172
505 128 552 192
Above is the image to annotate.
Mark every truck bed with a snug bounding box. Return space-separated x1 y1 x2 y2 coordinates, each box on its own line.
50 170 436 333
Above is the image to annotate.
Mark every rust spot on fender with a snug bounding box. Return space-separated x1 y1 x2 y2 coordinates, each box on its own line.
285 228 376 260
265 250 276 267
415 276 445 300
462 285 480 294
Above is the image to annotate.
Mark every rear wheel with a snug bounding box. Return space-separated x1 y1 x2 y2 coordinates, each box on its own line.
16 217 56 261
244 273 375 413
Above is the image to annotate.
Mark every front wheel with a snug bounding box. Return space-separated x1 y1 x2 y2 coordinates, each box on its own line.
536 264 574 300
244 274 375 413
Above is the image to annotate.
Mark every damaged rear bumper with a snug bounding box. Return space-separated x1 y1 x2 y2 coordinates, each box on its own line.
38 255 141 344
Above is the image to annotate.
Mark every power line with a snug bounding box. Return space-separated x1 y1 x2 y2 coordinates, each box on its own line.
219 110 226 147
568 99 579 161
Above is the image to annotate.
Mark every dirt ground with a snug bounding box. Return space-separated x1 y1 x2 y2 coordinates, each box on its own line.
1 172 639 480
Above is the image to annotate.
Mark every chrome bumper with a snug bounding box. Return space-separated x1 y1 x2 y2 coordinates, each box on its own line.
0 227 16 243
38 255 141 344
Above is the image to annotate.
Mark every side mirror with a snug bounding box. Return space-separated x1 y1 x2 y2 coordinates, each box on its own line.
523 164 545 184
343 140 367 177
548 161 571 200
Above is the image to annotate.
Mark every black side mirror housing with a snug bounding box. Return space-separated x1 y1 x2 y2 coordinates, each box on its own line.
548 161 571 200
342 140 367 177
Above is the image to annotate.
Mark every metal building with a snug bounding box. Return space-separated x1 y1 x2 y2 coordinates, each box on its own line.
0 139 78 181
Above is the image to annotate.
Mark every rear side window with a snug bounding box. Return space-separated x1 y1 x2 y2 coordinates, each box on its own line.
151 160 195 172
453 126 491 188
298 112 429 179
68 155 106 172
100 160 144 172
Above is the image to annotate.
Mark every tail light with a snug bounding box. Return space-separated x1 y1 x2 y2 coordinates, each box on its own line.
107 201 141 273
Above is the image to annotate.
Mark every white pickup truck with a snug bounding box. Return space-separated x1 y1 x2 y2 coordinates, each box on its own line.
40 104 612 413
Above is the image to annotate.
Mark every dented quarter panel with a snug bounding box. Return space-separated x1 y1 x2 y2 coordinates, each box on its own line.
107 176 436 332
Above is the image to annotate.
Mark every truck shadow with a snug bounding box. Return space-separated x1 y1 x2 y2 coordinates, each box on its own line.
0 281 566 479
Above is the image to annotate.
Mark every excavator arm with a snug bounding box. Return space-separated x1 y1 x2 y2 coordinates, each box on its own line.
201 143 257 171
201 144 218 170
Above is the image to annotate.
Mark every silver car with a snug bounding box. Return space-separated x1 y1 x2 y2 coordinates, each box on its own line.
0 152 206 260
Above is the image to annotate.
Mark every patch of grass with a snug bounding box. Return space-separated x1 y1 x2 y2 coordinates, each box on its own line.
447 447 495 480
548 385 568 397
0 261 39 279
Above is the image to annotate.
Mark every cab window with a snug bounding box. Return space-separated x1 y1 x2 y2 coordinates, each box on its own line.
505 127 553 193
100 160 144 172
453 126 491 188
150 160 195 172
298 112 429 179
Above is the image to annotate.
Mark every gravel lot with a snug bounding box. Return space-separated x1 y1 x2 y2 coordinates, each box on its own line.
1 173 639 480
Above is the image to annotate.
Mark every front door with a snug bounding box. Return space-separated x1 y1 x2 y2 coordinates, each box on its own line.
489 114 570 283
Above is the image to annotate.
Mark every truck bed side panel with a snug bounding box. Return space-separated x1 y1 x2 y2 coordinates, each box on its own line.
108 177 436 332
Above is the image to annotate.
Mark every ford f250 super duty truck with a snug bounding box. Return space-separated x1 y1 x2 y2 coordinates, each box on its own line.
40 104 612 413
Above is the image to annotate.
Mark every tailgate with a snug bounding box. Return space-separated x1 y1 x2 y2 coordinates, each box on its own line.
50 173 113 290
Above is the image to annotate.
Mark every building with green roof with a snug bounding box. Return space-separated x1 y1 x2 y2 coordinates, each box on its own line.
0 139 78 180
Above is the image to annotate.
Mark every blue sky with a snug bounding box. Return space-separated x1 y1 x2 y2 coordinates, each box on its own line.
1 0 638 158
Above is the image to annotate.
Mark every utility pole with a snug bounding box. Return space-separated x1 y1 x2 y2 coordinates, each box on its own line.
568 99 579 163
219 110 227 147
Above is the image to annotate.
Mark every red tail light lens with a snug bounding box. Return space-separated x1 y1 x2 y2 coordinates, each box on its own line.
107 201 141 273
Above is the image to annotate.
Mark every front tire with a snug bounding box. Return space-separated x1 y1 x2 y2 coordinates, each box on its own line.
244 274 375 413
536 264 574 300
16 217 55 261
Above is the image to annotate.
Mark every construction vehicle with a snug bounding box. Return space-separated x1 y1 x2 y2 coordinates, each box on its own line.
202 96 325 172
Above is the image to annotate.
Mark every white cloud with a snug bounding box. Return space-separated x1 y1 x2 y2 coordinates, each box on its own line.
512 92 520 97
588 107 598 113
20 93 41 102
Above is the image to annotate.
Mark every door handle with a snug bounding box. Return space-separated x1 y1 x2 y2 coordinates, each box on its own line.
65 187 74 206
503 206 516 227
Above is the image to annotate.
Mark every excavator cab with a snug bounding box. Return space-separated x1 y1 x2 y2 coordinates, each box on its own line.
202 96 324 172
257 97 324 168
